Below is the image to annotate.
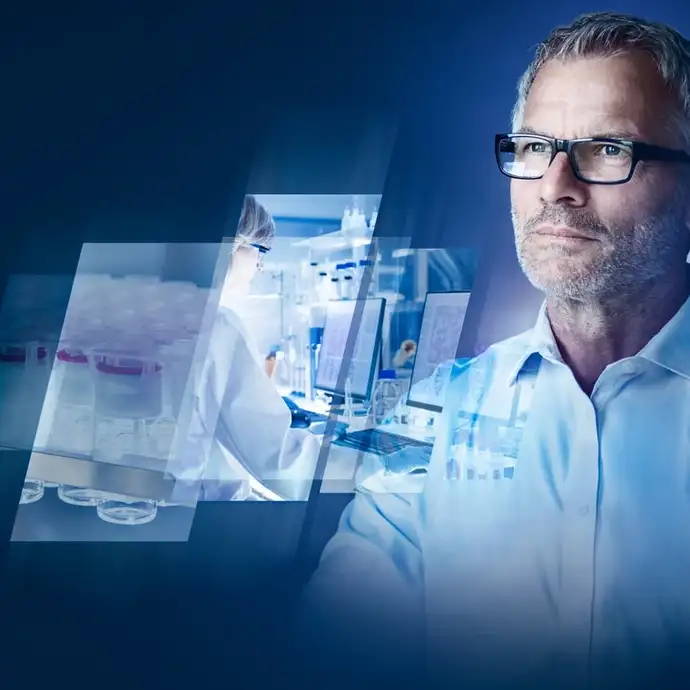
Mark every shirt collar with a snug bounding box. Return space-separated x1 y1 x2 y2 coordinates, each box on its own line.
638 294 690 380
507 301 559 386
507 293 690 386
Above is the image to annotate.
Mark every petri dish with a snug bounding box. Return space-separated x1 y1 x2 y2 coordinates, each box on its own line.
57 485 105 507
20 479 45 505
97 493 157 526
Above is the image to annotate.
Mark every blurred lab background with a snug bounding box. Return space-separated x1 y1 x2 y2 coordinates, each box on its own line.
231 194 478 390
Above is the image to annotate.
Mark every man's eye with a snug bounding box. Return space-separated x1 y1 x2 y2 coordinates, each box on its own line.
603 144 622 156
524 142 549 154
592 143 630 158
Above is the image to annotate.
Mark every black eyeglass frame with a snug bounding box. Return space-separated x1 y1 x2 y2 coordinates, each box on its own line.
248 242 270 255
228 239 271 254
494 132 690 185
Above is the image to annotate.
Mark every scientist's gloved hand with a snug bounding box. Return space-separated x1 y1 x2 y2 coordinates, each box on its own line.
199 478 251 501
355 445 432 494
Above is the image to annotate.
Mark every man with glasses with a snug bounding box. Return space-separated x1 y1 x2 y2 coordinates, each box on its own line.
295 12 690 689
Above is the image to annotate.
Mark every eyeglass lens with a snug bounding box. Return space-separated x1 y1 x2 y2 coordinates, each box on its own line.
498 135 634 182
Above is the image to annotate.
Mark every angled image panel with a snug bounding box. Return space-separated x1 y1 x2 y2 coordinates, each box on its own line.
9 244 213 541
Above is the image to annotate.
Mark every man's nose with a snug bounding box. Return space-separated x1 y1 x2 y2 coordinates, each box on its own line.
539 152 588 206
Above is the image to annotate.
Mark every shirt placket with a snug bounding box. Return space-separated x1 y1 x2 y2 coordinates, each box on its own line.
558 391 600 684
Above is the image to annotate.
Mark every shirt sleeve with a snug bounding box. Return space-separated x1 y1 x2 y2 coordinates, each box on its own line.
292 486 425 680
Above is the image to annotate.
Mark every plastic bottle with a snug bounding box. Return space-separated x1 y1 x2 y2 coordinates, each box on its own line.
371 369 404 425
331 277 340 300
43 345 95 455
342 207 353 231
336 263 353 299
341 262 357 299
309 261 319 295
354 205 368 231
342 275 355 300
369 207 379 230
358 259 377 297
317 271 330 303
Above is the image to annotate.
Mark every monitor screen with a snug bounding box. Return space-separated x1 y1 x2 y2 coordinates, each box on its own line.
314 298 385 401
407 291 472 412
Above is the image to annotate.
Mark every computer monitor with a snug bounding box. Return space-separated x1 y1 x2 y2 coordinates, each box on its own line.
314 298 386 402
407 290 472 413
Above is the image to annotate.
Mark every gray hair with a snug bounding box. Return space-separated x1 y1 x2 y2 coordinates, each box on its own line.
511 12 690 150
236 194 276 247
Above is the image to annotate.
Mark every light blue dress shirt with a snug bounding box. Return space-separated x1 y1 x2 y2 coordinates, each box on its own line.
300 296 690 688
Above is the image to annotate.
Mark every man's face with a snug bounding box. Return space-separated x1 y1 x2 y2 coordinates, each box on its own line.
511 52 690 302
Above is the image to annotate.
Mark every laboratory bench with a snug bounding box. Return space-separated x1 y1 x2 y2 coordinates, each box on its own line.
2 409 428 542
12 485 197 541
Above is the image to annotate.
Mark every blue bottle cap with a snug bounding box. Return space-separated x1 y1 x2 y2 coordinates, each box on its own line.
379 369 397 379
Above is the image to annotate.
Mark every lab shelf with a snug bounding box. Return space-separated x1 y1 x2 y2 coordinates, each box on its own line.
14 447 313 503
291 228 371 252
24 449 179 503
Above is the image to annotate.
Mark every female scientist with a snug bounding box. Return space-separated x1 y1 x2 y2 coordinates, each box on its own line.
170 195 321 501
221 194 275 371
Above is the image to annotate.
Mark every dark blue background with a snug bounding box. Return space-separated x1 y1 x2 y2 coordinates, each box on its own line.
2 1 690 687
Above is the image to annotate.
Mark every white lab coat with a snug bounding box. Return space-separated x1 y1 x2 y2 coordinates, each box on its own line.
169 305 322 502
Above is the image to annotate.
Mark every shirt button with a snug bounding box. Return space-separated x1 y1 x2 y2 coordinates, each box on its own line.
578 505 590 516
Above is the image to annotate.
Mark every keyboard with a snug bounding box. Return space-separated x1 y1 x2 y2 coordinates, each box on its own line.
334 427 433 456
302 409 329 424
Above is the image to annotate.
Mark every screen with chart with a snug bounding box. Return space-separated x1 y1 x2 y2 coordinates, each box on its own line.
315 298 385 401
407 291 471 412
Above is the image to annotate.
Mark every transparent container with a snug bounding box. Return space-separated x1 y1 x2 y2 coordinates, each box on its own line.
153 337 199 461
39 346 95 455
308 262 319 296
97 492 158 526
316 272 330 304
342 262 357 299
371 369 404 425
358 259 377 297
0 341 52 451
369 207 378 231
88 344 163 462
341 275 355 300
57 484 107 507
42 328 108 505
20 479 45 505
84 340 162 519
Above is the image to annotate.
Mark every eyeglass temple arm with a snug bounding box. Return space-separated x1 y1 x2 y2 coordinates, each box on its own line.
636 142 690 163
